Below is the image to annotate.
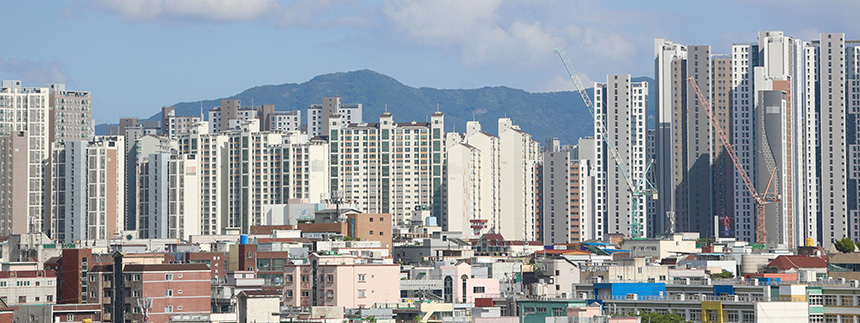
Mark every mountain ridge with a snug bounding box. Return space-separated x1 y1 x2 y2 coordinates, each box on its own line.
96 69 655 144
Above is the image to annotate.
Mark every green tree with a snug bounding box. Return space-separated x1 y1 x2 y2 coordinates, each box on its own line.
638 312 688 323
834 237 856 253
710 271 734 279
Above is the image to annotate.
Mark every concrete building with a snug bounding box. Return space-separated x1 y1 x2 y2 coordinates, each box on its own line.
0 269 57 306
542 138 597 244
347 213 393 251
307 97 363 137
444 136 481 238
0 80 51 235
237 290 280 323
283 253 400 308
268 110 301 132
162 106 202 139
447 118 541 241
594 75 649 238
328 112 446 227
654 39 736 240
137 153 200 240
50 136 125 243
48 83 93 143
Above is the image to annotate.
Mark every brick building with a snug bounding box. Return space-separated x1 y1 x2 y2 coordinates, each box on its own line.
123 264 211 323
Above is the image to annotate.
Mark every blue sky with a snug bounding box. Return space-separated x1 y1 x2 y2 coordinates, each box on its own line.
2 0 859 123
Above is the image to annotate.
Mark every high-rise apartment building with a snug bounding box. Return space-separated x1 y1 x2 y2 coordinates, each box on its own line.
542 138 597 244
327 112 445 227
594 74 648 238
176 120 330 234
137 153 200 240
308 97 362 138
445 118 541 241
653 39 686 236
802 33 860 247
730 31 805 247
48 83 93 143
0 80 51 235
161 106 201 139
51 136 125 243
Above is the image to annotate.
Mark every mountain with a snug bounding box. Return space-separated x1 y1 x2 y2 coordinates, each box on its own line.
105 70 655 145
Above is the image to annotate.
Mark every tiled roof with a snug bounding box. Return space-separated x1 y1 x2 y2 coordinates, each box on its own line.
767 255 827 270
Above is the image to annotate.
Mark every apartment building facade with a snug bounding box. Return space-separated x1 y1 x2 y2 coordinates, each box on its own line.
593 74 649 238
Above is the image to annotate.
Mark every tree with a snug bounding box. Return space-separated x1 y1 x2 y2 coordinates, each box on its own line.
638 312 688 323
834 237 856 253
710 271 734 279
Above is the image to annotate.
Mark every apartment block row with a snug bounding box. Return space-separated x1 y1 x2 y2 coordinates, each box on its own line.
652 31 860 249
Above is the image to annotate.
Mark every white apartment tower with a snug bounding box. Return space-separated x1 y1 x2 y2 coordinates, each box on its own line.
444 133 481 238
594 74 649 238
327 112 445 226
446 118 541 241
0 81 50 235
51 136 125 243
137 153 200 240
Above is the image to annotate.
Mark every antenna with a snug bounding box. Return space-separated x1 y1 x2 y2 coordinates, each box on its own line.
384 104 388 113
436 103 440 112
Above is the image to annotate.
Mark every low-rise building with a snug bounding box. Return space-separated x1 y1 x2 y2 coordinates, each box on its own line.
123 263 211 323
0 270 56 306
283 253 399 308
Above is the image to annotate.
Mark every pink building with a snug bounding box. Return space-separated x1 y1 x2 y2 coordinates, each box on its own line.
441 262 500 303
284 253 399 308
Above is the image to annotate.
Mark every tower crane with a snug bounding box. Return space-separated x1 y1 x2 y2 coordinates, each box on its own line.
555 48 657 238
687 77 779 245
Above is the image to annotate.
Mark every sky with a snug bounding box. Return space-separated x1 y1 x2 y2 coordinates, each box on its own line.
2 0 860 124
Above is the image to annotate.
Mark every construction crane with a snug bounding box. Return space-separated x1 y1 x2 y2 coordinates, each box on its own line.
555 48 657 238
687 77 779 245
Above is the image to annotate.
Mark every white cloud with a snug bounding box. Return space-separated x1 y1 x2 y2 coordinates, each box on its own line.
93 0 279 22
382 0 639 76
383 0 563 67
0 59 72 85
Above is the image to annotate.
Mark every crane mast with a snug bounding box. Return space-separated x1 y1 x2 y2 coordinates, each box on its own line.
687 77 779 245
555 48 657 238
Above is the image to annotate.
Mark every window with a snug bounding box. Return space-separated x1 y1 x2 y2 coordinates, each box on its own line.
473 286 485 293
133 291 141 297
524 307 535 314
67 314 75 321
134 274 141 281
326 290 334 298
286 275 293 283
537 307 548 313
358 290 366 298
47 295 53 302
326 275 333 282
358 274 366 282
166 290 173 297
165 306 173 313
553 308 565 316
165 274 173 281
178 306 183 310
286 290 293 298
18 296 26 303
301 275 309 282
178 290 183 295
